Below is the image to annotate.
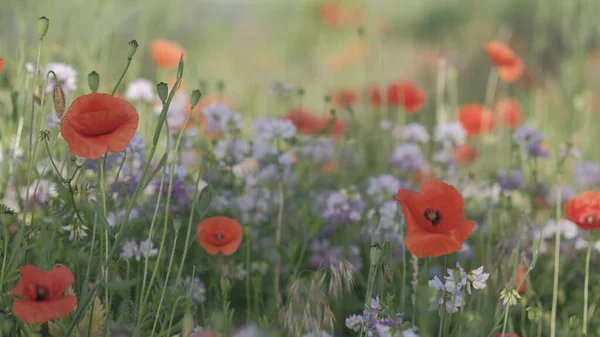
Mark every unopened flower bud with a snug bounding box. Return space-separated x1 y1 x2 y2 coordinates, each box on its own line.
88 71 99 93
182 309 194 337
176 56 184 79
369 244 382 268
52 85 65 119
190 89 202 109
127 40 138 59
37 17 50 39
156 82 168 103
172 216 182 232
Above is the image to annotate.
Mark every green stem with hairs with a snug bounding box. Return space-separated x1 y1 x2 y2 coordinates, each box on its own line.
583 242 592 335
550 173 563 337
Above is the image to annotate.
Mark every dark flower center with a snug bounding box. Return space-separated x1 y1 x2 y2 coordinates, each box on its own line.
424 208 442 226
214 233 225 241
586 215 597 224
35 285 50 302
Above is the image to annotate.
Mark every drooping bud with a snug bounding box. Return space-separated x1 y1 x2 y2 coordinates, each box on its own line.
37 17 50 40
156 82 168 103
127 40 138 59
216 80 225 94
52 85 65 119
190 89 202 109
88 71 99 93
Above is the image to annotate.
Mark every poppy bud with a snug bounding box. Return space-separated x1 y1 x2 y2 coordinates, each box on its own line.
216 80 225 93
324 95 331 104
176 55 184 79
220 277 231 298
37 16 50 39
127 40 138 59
369 244 382 268
156 82 168 103
88 71 99 93
172 216 182 232
297 87 305 96
52 85 65 119
190 89 202 109
182 309 194 337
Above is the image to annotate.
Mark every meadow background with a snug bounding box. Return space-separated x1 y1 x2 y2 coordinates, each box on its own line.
1 0 600 336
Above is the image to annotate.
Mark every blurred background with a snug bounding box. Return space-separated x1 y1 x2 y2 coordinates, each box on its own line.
1 0 600 159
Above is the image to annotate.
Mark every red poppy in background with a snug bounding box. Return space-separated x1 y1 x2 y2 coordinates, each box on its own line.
151 39 186 69
515 264 528 295
11 265 77 324
387 82 426 113
60 93 139 159
330 89 357 109
368 86 383 109
495 333 519 337
453 144 477 164
396 179 475 258
0 58 4 72
494 98 523 129
197 216 243 256
283 108 323 135
318 2 362 29
321 116 345 138
484 41 524 83
459 104 496 137
564 191 600 230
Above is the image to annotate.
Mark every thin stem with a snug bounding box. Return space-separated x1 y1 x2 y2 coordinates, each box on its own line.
500 304 510 337
583 242 592 335
28 38 44 160
150 230 179 337
111 58 132 96
550 175 563 337
274 180 284 310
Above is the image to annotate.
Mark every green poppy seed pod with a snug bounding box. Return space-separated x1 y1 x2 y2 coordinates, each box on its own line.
52 85 65 119
369 244 382 268
37 16 50 39
172 216 182 232
127 40 138 59
88 71 99 93
190 89 202 109
156 82 168 103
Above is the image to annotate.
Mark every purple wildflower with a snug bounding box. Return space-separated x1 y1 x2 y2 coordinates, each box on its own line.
321 187 366 235
497 168 524 191
390 144 425 171
573 161 600 187
513 125 549 158
366 174 410 203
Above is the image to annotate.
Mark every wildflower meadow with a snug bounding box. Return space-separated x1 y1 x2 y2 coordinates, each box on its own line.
2 0 600 336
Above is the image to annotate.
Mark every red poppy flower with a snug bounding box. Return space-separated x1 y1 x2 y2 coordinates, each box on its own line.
368 86 383 109
484 41 524 83
283 108 323 135
330 89 357 109
396 179 475 258
494 98 523 129
60 93 139 159
318 2 362 29
321 116 345 138
387 82 426 114
150 39 186 69
0 58 4 72
197 216 243 256
453 144 477 164
564 191 600 230
458 104 496 137
515 264 528 295
11 265 77 324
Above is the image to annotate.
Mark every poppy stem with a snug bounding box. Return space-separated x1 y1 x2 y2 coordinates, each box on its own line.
274 180 285 311
550 173 562 337
583 242 592 335
110 58 132 96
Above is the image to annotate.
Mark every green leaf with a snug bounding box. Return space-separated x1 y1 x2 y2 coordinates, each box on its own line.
140 152 168 189
194 187 212 218
99 278 140 290
64 284 99 337
276 246 290 264
90 199 111 235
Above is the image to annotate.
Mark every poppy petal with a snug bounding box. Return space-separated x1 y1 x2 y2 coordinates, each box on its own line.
12 296 77 324
405 224 462 258
11 265 44 299
220 237 243 256
498 59 524 83
450 218 476 242
485 41 518 65
41 266 75 300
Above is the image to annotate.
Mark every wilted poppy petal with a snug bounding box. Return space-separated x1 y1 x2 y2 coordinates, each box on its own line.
12 296 77 324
